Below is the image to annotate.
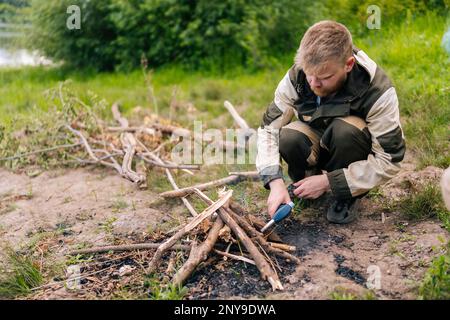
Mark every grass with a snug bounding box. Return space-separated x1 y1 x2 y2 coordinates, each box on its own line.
398 183 449 227
1 14 448 169
329 287 377 300
144 274 188 300
419 242 450 300
0 247 43 299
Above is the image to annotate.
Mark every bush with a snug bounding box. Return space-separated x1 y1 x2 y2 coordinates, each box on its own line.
28 0 319 71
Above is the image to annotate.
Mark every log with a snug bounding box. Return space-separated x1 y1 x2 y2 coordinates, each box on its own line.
159 171 260 198
146 190 233 274
193 189 283 291
172 217 224 287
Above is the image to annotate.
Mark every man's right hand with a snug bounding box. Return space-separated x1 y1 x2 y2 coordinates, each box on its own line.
267 178 291 218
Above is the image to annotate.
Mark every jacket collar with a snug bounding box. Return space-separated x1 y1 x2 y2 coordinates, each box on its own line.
295 59 371 126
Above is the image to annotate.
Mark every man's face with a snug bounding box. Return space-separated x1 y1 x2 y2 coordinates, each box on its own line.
305 57 355 98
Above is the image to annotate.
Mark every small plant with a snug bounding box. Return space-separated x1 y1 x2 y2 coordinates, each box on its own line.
329 287 357 300
111 199 129 212
398 184 448 222
419 243 450 300
144 274 188 300
99 217 118 234
0 248 43 298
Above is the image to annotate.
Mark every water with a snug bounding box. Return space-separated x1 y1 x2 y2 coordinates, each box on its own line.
0 22 52 68
443 27 450 55
0 48 52 67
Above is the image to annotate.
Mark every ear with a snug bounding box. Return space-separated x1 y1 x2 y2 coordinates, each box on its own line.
344 56 355 73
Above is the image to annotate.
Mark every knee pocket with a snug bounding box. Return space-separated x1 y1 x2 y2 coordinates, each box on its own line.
321 118 371 151
279 128 317 165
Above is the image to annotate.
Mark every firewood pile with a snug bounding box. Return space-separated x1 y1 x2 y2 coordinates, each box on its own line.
16 97 300 293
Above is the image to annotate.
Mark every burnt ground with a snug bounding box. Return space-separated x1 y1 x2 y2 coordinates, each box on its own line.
0 161 448 300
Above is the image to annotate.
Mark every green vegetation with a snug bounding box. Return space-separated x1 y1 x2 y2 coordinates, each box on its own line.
419 242 450 300
398 183 449 228
144 274 188 300
0 247 43 298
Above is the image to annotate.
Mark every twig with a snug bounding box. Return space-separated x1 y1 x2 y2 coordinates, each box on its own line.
67 243 191 256
0 142 82 162
159 171 259 198
223 100 250 130
213 249 255 265
65 125 123 174
112 103 145 184
165 168 199 217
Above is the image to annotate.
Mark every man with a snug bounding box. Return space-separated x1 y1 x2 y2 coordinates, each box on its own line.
256 20 405 224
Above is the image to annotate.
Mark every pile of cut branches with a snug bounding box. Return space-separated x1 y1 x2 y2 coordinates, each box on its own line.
67 190 299 292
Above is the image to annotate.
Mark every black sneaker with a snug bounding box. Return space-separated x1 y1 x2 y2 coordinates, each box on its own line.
326 198 359 224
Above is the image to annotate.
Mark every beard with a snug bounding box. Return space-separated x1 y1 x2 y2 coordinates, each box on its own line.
312 73 347 98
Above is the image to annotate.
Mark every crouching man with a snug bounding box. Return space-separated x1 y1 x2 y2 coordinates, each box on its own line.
256 20 406 224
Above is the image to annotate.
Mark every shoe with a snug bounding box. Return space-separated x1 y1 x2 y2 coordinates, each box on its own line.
326 197 359 224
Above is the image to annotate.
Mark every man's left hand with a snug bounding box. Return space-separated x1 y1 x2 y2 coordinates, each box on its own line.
293 174 331 199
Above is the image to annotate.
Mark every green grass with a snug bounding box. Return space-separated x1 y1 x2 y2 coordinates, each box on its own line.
419 242 450 300
398 183 449 227
1 13 448 169
0 248 43 299
144 274 188 300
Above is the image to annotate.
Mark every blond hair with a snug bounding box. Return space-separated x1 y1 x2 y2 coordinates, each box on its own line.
295 20 353 73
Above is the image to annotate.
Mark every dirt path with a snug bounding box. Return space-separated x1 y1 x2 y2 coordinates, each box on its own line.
0 164 447 300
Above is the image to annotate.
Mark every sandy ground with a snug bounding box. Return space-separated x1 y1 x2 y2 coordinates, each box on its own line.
0 163 448 300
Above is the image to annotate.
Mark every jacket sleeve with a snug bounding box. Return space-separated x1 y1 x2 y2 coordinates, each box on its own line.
326 87 406 199
256 69 298 188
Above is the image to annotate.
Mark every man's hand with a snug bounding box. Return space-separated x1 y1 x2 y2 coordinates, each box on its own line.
267 178 291 218
293 174 330 199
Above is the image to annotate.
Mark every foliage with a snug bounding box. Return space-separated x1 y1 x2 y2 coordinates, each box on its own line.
419 242 450 300
0 247 43 298
27 0 319 71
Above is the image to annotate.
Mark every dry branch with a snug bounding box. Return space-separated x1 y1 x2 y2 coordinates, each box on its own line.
172 217 224 287
67 243 191 255
111 103 145 184
159 171 259 198
146 190 233 274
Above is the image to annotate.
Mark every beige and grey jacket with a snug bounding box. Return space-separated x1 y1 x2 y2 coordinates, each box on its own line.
256 47 406 199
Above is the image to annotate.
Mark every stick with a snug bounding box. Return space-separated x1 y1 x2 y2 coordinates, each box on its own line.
223 100 250 130
136 153 199 170
65 125 123 174
67 243 191 255
165 168 198 217
226 207 301 264
112 103 145 184
0 142 82 162
172 217 224 287
159 172 259 198
193 189 283 291
267 242 296 252
135 136 198 217
146 190 233 274
213 249 255 265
